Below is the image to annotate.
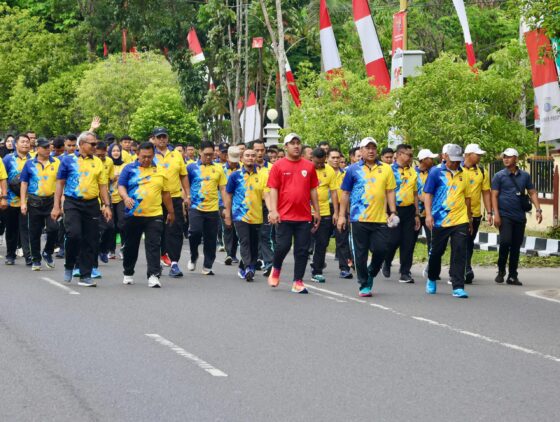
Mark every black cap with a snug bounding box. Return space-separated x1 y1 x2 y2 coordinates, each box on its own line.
36 138 50 148
152 127 168 137
218 142 230 152
104 133 117 142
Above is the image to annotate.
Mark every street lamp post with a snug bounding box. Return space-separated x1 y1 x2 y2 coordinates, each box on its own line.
263 108 281 147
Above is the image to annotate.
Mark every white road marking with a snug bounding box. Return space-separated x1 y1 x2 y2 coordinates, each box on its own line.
145 334 228 377
41 277 80 295
525 290 560 304
310 291 347 303
307 284 560 364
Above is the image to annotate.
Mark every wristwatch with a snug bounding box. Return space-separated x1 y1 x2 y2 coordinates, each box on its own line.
536 209 543 213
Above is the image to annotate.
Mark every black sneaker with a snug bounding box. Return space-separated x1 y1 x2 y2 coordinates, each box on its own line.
224 256 233 266
495 271 505 284
465 271 474 284
245 270 254 282
398 273 415 284
256 259 264 271
5 257 15 265
25 258 33 266
506 276 523 286
263 265 272 277
382 262 391 278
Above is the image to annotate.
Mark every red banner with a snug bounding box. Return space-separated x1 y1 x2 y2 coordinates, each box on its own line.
252 37 264 49
392 11 407 55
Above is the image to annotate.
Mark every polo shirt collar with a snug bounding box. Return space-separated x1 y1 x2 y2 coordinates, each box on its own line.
32 155 55 164
241 165 256 174
359 159 381 168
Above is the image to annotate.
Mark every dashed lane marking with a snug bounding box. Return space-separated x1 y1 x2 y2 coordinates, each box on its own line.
41 277 80 295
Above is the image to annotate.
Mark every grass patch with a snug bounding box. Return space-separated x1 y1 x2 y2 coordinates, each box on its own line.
327 238 560 268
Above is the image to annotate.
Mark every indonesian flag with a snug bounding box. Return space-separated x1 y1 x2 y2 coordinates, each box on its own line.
187 28 205 64
525 29 560 142
103 42 108 57
285 58 301 107
353 0 390 91
239 92 262 143
320 0 342 74
452 0 476 68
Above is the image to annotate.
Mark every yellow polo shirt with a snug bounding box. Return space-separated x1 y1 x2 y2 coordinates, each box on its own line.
58 154 108 200
315 164 338 217
153 148 187 198
391 163 418 208
464 165 490 218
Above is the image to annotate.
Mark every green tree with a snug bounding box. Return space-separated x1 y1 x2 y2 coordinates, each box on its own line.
74 52 181 135
129 85 201 143
518 0 560 39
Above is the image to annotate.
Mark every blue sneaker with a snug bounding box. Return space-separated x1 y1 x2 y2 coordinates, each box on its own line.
237 268 246 279
92 267 102 279
55 248 65 259
426 279 437 294
452 288 469 298
169 263 183 278
64 269 73 283
78 277 97 287
42 251 55 269
72 268 81 278
339 270 353 279
311 274 326 283
359 287 372 297
99 253 109 264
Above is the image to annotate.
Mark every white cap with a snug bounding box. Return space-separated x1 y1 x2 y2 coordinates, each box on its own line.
358 137 378 148
417 149 438 161
464 144 486 155
442 143 452 154
446 144 463 162
228 146 241 163
283 133 301 145
502 148 519 157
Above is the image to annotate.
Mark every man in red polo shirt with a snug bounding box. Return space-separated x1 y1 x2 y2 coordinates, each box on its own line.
267 133 320 294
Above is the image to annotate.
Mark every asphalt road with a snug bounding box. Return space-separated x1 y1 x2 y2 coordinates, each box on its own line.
1 243 559 422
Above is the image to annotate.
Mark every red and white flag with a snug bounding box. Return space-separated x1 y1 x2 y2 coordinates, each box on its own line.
285 58 302 107
187 28 205 64
353 0 390 91
525 29 560 142
320 0 342 74
452 0 476 68
239 92 262 143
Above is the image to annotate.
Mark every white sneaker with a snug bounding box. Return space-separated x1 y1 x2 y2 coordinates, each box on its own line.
148 275 161 288
16 248 23 257
123 275 134 285
202 267 214 275
187 260 196 271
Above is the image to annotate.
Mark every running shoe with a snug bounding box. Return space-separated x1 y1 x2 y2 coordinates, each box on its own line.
291 280 308 294
262 264 272 277
465 270 474 284
63 269 73 283
202 267 214 275
506 276 522 286
452 288 469 298
123 275 134 285
72 268 81 278
169 263 183 278
245 269 254 282
55 248 65 259
25 257 33 266
99 253 109 264
382 262 391 278
339 270 353 279
495 271 505 284
78 278 97 287
92 267 102 279
311 274 326 283
31 262 41 271
160 254 172 267
148 275 161 288
398 273 415 284
42 251 55 269
218 245 225 252
187 259 197 271
268 268 280 287
256 259 264 271
224 256 233 266
5 257 15 265
426 279 437 295
237 268 246 279
231 257 240 264
359 287 372 297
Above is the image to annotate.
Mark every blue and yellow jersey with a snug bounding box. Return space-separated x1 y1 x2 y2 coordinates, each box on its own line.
186 158 197 166
341 160 396 223
464 165 490 218
415 167 430 217
20 156 60 197
315 164 338 217
188 160 227 212
57 154 108 201
391 163 418 208
219 162 240 208
111 163 126 204
423 164 471 228
118 161 169 217
226 166 269 224
153 148 187 198
0 158 7 181
122 149 137 164
3 152 32 207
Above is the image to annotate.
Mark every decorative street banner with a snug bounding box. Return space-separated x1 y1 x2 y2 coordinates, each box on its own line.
392 11 407 55
452 0 476 69
553 38 560 78
187 28 205 64
285 57 302 107
525 29 560 142
391 49 404 90
320 0 342 74
239 92 262 144
252 37 264 49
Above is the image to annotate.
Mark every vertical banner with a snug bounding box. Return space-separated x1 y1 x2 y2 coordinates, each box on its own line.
392 11 407 55
239 92 262 143
391 49 404 90
525 29 560 142
252 37 264 49
452 0 476 69
552 38 560 77
103 42 108 58
320 0 342 74
285 58 302 107
121 29 127 61
187 28 205 64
